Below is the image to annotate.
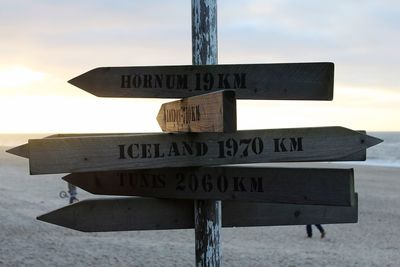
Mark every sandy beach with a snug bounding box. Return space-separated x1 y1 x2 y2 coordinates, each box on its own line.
1 147 399 266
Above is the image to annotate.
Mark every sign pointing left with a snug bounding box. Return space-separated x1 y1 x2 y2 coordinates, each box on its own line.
37 196 358 232
7 127 381 175
157 90 236 132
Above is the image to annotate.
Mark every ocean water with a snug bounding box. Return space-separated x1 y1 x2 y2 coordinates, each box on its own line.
1 132 399 168
363 132 400 168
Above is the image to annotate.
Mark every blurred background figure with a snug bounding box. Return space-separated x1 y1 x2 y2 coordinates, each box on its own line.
306 224 326 238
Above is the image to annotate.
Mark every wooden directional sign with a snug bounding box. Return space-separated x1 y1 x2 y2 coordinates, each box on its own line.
68 63 334 100
25 127 381 175
64 166 355 206
156 90 236 132
6 131 370 161
37 195 358 232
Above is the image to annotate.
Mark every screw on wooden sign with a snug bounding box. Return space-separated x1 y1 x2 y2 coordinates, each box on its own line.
36 194 358 232
156 90 236 132
68 62 334 100
22 127 381 175
63 166 355 206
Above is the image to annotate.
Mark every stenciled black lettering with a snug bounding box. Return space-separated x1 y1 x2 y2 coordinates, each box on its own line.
234 177 246 192
127 144 140 158
182 141 193 156
188 174 199 192
166 74 175 89
143 74 153 88
139 174 150 188
168 142 180 157
195 73 201 90
155 74 163 88
203 73 214 91
217 175 228 192
274 138 287 152
132 74 142 88
196 142 208 156
176 74 188 89
120 75 131 88
290 137 303 152
119 144 126 159
274 137 302 152
233 73 247 88
218 73 231 89
176 173 185 191
202 174 213 192
195 105 200 121
153 174 166 188
250 177 263 192
141 144 152 158
154 144 165 158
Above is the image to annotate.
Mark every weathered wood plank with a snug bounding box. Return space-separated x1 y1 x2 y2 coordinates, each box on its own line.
68 63 334 100
6 131 370 161
156 90 236 132
37 194 358 232
63 166 355 206
192 1 221 265
27 127 382 174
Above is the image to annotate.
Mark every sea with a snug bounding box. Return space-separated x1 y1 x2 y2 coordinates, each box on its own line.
1 132 399 168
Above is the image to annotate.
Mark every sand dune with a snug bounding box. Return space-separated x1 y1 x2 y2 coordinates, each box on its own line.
1 148 399 266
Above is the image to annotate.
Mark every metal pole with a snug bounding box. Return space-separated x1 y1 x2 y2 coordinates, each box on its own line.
192 1 221 266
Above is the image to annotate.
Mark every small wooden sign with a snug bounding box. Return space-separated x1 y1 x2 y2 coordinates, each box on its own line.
37 195 358 232
156 90 236 132
68 63 334 100
63 166 355 206
25 127 381 174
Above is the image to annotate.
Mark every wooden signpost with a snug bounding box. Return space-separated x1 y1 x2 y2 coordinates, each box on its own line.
63 167 355 206
68 62 334 100
26 127 380 175
156 90 236 132
37 195 358 232
6 0 383 266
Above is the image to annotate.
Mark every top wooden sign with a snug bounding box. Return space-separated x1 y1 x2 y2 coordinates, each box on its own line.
69 63 334 100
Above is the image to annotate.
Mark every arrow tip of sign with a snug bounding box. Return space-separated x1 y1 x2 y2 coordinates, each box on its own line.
37 203 87 232
364 134 383 148
6 144 29 158
68 75 81 89
156 104 166 132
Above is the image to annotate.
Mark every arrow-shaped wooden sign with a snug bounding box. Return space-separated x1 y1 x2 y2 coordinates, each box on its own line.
37 195 358 232
156 90 236 132
19 127 381 174
63 166 355 206
6 131 369 161
68 63 334 100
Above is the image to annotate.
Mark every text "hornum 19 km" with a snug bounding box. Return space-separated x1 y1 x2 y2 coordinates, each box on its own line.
120 73 247 91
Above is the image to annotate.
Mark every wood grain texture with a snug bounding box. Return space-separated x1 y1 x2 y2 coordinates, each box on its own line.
6 131 370 161
68 63 334 100
63 166 355 206
37 194 358 232
156 90 236 132
27 127 382 174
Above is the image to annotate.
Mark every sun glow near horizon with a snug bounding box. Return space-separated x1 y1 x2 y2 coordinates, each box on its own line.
0 65 46 89
0 63 399 133
1 81 399 133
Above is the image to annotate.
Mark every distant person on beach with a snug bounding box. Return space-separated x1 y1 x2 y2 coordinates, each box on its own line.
68 183 79 204
306 224 326 238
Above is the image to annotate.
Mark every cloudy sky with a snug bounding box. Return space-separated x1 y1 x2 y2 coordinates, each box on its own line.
1 0 399 133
